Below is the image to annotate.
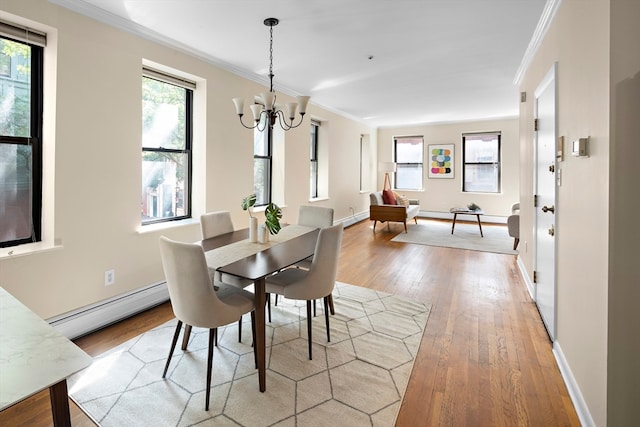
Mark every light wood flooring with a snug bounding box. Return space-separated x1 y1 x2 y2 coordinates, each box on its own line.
0 218 580 426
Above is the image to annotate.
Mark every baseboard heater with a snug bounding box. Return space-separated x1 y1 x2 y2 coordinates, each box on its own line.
46 210 365 340
47 281 169 339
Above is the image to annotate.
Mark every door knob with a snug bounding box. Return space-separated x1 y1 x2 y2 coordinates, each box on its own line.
542 205 555 213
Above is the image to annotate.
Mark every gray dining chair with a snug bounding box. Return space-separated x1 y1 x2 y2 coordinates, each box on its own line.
199 211 253 344
159 236 256 411
295 205 334 270
265 223 343 360
290 205 337 316
271 205 335 316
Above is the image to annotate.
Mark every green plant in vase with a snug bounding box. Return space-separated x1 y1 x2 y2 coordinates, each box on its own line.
264 202 282 235
241 193 257 217
242 193 258 242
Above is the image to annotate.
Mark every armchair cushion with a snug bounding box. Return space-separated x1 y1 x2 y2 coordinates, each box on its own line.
382 189 397 205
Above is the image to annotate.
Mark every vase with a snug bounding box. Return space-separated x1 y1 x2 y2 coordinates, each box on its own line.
258 224 269 243
249 217 258 243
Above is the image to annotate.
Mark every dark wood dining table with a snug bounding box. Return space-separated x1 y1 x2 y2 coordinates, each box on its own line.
201 225 319 392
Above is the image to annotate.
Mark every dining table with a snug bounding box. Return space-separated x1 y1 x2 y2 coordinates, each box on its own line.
200 224 319 392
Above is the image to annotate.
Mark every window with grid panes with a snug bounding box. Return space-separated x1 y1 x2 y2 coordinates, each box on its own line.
141 69 194 224
394 136 424 190
462 132 501 193
0 28 45 248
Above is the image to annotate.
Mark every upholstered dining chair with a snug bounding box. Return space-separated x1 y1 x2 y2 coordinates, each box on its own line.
198 211 253 345
293 205 336 316
158 236 256 411
295 205 334 269
265 223 343 360
268 205 336 318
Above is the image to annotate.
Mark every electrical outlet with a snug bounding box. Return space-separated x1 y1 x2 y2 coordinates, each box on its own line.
105 269 115 286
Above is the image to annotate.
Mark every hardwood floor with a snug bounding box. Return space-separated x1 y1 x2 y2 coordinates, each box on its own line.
0 218 580 426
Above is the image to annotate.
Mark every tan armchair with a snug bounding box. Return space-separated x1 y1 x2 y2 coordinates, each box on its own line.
507 203 520 250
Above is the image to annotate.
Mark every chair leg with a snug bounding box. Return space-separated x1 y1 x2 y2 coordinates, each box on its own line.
205 328 215 411
238 316 242 342
373 220 377 232
181 324 192 351
274 294 278 306
214 328 218 346
404 221 408 233
513 238 520 250
163 320 182 378
313 299 317 317
323 296 331 343
266 293 272 323
251 311 257 369
328 293 335 315
306 300 313 360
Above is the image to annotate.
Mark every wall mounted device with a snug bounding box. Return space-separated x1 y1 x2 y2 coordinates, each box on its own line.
572 137 589 157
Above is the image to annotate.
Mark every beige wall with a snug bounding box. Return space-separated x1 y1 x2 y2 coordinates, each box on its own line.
608 0 640 425
518 0 614 425
377 118 520 216
0 0 376 318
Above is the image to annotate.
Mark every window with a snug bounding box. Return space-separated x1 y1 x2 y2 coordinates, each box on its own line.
462 132 501 193
394 136 424 190
310 121 319 198
0 28 45 248
253 116 271 206
0 52 10 77
141 69 193 224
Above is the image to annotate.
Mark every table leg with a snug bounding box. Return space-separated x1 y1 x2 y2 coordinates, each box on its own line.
49 380 72 427
451 213 458 234
476 215 484 237
254 277 266 392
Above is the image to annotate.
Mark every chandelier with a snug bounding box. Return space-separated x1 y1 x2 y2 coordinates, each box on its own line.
232 18 310 132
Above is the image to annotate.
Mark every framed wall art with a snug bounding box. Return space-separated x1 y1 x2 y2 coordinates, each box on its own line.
428 144 454 179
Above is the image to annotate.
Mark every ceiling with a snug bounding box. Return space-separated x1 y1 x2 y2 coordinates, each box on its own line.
53 0 547 128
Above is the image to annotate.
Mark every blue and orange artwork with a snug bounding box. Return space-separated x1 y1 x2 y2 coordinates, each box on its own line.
431 148 452 175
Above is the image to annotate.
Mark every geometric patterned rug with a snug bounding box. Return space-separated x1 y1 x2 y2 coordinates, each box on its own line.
68 282 431 426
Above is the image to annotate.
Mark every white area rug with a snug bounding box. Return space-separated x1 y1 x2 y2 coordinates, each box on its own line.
391 219 518 255
69 282 431 426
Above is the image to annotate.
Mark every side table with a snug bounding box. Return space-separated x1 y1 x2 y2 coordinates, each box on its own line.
449 208 484 237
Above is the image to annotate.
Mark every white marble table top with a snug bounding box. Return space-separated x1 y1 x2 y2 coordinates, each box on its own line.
0 287 92 410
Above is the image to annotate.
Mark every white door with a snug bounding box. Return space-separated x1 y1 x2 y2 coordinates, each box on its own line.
534 64 558 341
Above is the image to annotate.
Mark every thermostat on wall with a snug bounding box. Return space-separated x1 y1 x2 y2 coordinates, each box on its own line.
572 137 589 157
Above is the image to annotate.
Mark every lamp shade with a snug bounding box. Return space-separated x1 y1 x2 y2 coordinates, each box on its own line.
378 162 397 173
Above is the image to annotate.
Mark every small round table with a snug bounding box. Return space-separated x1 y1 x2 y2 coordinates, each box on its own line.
449 208 484 237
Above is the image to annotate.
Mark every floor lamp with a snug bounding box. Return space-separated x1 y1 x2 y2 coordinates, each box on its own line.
379 162 396 191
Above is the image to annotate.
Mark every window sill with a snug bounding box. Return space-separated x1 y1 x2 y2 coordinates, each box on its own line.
0 241 64 260
308 197 329 203
137 217 200 234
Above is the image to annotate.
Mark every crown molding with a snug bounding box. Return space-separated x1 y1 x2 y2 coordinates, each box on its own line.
513 0 563 87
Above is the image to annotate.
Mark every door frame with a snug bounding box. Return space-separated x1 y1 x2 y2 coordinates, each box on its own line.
533 62 558 341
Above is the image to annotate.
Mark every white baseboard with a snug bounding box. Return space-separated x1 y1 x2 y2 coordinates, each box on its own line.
47 281 169 339
515 258 595 426
517 256 536 300
553 342 596 427
337 211 369 228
